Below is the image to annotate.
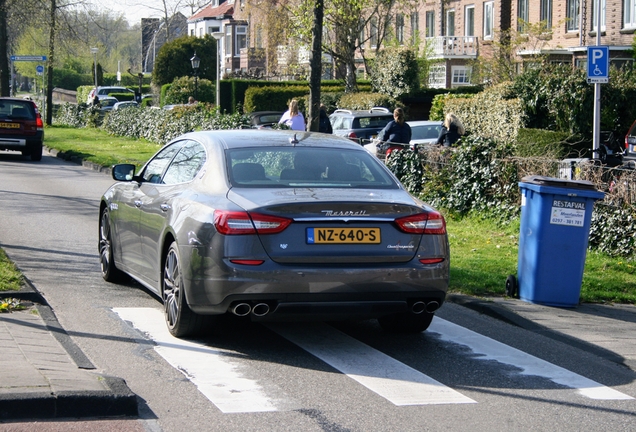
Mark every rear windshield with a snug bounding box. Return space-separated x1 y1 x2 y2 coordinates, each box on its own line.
352 116 393 129
411 124 442 140
227 147 399 189
0 100 35 120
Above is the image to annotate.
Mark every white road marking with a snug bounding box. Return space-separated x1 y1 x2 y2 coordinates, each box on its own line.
429 318 634 400
268 322 477 406
114 307 293 413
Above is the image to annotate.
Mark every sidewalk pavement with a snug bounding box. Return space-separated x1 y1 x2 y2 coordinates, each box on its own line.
0 281 138 421
1 281 636 421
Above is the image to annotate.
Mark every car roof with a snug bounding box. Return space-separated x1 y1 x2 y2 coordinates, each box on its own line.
407 120 443 126
176 129 368 151
331 107 393 117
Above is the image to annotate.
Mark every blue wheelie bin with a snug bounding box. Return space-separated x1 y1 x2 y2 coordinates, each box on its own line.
512 175 605 307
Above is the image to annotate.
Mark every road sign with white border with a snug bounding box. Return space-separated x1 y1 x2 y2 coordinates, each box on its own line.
587 46 609 84
10 55 47 62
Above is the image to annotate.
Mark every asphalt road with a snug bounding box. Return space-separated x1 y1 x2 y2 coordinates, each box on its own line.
0 150 635 431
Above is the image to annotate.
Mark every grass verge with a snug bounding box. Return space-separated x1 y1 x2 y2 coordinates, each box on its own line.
44 125 161 168
447 215 636 304
0 248 23 292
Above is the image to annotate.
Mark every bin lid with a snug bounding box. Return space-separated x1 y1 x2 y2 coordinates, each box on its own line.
520 175 598 191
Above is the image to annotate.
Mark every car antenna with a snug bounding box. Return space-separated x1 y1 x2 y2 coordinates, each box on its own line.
289 133 299 146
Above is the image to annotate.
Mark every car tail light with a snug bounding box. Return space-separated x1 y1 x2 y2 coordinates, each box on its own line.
419 258 445 264
35 113 43 130
395 211 446 235
230 259 265 265
214 210 291 235
347 132 358 139
626 134 630 150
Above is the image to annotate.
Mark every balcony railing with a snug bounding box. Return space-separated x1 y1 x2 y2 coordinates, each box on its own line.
426 36 479 57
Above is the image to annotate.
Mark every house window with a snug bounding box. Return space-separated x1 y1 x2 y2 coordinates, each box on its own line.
199 27 204 37
540 0 552 28
426 11 435 37
566 0 579 32
225 26 232 57
429 64 447 88
452 66 472 85
484 2 494 40
370 18 378 47
625 0 636 28
208 26 220 34
235 25 247 56
411 12 419 42
396 14 405 44
446 9 455 36
592 0 606 32
518 0 529 32
465 5 475 37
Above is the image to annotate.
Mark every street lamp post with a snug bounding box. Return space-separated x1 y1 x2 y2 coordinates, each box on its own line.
190 52 200 101
90 47 98 89
212 32 224 109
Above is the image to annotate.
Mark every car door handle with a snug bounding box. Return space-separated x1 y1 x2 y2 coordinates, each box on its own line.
160 204 171 212
134 200 142 208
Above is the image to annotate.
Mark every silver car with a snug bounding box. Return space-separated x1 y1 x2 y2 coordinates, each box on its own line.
99 130 449 337
408 120 443 150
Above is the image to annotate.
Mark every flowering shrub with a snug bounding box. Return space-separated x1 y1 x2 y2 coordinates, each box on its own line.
55 103 252 145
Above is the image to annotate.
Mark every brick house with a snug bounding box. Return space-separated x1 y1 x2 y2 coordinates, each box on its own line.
188 0 635 87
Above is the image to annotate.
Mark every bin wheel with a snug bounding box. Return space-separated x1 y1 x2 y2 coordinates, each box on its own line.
505 275 518 298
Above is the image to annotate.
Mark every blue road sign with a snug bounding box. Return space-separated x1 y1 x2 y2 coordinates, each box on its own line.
10 55 47 62
587 46 609 83
36 65 44 74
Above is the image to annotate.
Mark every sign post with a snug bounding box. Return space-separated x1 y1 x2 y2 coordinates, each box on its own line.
9 55 47 97
589 0 606 160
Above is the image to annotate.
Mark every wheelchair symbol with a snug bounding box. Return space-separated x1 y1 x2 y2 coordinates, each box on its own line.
593 64 603 76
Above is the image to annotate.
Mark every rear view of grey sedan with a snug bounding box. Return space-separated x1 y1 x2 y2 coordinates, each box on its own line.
99 130 449 337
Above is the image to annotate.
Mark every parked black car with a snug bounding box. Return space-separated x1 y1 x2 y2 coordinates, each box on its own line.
0 97 44 161
329 107 394 144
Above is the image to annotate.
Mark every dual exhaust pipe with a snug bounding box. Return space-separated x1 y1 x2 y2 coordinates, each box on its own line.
231 302 271 317
411 300 440 314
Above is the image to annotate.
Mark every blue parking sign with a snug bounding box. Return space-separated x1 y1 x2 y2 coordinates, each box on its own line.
587 46 609 83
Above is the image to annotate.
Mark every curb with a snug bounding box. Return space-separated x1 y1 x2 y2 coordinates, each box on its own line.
0 278 139 420
0 375 138 420
45 146 112 174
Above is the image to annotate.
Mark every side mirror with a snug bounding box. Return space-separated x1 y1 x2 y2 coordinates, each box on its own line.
112 164 136 181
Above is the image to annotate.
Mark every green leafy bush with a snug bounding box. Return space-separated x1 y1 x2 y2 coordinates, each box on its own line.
370 47 419 99
243 86 308 113
337 92 399 111
514 128 579 159
164 76 215 105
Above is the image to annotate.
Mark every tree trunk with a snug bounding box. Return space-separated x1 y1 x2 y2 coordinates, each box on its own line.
46 0 56 125
308 0 324 132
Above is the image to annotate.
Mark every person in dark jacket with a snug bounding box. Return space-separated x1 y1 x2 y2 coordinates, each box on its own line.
436 113 465 147
377 108 411 156
318 104 333 134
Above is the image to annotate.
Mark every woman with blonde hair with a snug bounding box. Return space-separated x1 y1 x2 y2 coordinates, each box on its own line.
436 113 465 147
278 99 306 131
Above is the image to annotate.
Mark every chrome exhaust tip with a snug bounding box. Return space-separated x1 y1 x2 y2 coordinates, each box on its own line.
231 303 251 317
425 301 440 313
411 301 427 314
251 303 270 317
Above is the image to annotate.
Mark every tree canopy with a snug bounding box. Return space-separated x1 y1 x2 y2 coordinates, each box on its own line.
153 35 217 87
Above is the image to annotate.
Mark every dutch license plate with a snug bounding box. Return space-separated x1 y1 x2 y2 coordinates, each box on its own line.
307 227 381 244
0 122 19 129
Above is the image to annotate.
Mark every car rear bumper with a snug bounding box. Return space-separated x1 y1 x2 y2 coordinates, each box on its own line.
181 246 449 318
0 132 43 151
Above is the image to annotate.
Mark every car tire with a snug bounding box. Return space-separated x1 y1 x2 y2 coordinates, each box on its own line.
378 311 435 333
99 208 128 283
30 144 42 161
163 242 208 338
